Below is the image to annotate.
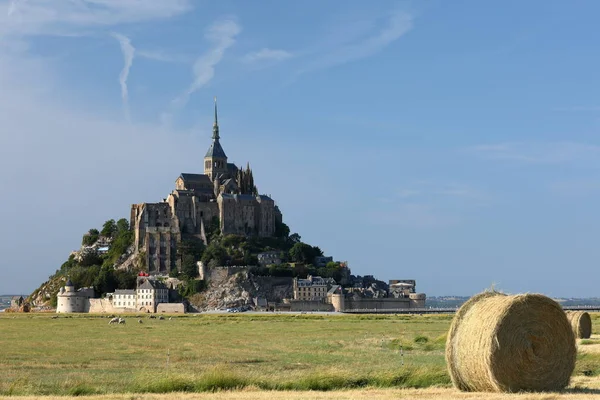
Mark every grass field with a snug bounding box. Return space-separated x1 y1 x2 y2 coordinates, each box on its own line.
0 312 599 398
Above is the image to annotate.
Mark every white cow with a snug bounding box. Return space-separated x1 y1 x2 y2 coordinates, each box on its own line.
108 317 119 325
118 317 126 324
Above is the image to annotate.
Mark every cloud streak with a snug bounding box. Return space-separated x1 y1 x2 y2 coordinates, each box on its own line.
298 10 413 74
1 0 193 37
111 32 135 122
243 48 293 64
187 18 241 96
163 17 241 124
7 0 21 17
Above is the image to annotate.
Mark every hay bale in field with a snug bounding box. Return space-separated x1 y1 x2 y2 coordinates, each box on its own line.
566 311 592 339
445 291 576 393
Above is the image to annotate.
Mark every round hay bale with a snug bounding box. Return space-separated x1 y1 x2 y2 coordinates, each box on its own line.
445 291 576 392
566 311 592 339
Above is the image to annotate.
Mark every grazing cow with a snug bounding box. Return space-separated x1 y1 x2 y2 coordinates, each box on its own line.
169 317 172 320
109 317 119 325
138 319 143 324
118 317 125 324
159 316 165 320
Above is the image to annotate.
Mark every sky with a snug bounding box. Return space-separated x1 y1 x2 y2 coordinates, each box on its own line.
1 0 600 298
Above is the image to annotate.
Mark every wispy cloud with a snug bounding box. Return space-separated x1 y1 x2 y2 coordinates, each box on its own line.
111 32 135 122
298 9 413 74
137 49 188 63
163 17 241 124
187 18 241 96
7 0 21 17
243 48 293 64
467 142 600 164
1 0 193 37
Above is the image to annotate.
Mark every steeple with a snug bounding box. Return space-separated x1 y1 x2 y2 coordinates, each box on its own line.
212 96 220 140
204 96 228 180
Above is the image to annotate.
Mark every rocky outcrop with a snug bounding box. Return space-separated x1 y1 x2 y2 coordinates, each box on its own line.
28 276 66 308
189 268 292 311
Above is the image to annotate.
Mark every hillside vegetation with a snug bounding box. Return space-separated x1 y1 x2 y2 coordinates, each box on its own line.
29 217 347 307
29 218 138 307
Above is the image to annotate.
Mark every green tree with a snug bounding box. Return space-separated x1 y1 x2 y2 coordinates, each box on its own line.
79 251 103 267
114 269 137 289
93 265 119 294
274 221 290 238
289 233 301 244
206 216 221 242
101 219 117 238
116 218 129 233
103 223 134 267
201 242 227 266
177 236 206 263
181 254 199 279
289 242 322 263
82 229 100 246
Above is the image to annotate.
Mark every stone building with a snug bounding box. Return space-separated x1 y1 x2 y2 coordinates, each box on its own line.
110 276 169 313
56 279 95 313
131 99 282 275
293 275 329 301
136 277 169 313
112 289 136 310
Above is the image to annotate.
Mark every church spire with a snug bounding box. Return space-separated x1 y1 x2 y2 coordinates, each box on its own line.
212 96 220 140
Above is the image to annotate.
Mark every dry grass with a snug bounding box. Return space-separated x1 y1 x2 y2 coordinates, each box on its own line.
0 312 598 397
2 378 600 400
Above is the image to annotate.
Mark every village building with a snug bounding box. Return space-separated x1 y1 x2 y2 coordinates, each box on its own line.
314 256 333 268
136 277 169 313
293 275 329 301
257 251 282 266
112 290 136 310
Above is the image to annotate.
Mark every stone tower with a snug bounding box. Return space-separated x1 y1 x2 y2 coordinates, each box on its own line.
204 97 228 180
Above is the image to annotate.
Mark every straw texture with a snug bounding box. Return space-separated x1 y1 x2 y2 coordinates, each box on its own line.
445 291 576 393
566 311 592 339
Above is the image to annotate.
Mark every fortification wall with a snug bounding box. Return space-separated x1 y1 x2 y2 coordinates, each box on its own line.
88 298 117 313
157 303 186 313
288 300 334 312
343 297 412 311
57 294 88 313
206 266 250 282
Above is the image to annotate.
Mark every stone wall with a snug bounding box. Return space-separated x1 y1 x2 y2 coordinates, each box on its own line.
156 303 186 313
343 297 413 311
205 266 251 282
287 300 334 312
88 298 117 313
88 298 142 313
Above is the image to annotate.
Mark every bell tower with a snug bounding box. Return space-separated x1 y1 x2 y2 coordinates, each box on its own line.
204 97 228 181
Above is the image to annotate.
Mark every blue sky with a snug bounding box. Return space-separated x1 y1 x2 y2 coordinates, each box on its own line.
1 0 600 297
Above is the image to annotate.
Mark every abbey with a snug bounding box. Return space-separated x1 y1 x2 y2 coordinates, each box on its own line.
130 100 282 274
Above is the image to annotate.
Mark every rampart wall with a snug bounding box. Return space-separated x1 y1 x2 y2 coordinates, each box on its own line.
157 303 186 313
